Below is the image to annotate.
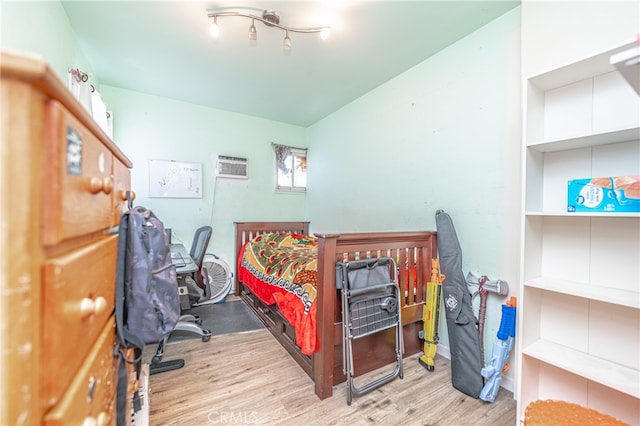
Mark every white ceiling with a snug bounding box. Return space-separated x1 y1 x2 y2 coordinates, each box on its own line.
61 1 519 127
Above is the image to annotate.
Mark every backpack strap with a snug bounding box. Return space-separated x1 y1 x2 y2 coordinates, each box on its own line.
114 210 145 425
115 211 129 349
115 209 147 355
126 190 133 210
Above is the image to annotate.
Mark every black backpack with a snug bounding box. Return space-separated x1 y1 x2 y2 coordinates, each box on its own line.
114 205 180 424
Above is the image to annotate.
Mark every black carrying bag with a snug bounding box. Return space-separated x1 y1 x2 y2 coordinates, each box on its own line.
435 209 483 398
114 205 180 425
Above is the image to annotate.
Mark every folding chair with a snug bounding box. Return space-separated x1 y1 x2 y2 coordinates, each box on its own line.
336 257 404 405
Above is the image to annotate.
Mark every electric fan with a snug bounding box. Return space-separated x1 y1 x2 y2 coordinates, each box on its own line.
193 253 232 306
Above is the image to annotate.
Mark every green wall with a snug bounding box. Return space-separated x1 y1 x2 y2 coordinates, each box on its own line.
1 0 522 391
99 85 307 267
1 0 307 268
1 0 94 86
306 8 521 389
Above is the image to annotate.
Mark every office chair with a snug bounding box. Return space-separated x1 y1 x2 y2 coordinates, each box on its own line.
178 225 213 319
150 226 213 373
186 224 233 306
190 225 213 296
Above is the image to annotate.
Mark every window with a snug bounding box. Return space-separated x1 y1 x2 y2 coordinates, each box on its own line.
273 143 307 192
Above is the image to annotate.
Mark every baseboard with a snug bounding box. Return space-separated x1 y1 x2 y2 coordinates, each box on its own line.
436 344 451 360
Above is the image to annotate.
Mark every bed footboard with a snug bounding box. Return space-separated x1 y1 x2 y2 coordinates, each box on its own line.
314 231 437 399
234 222 437 400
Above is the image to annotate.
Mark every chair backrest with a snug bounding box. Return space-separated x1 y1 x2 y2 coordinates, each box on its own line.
190 226 212 270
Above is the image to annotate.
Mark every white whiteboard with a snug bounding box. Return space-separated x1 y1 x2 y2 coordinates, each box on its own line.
148 160 202 198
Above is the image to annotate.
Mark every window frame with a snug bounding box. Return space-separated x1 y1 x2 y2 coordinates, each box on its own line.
274 144 307 193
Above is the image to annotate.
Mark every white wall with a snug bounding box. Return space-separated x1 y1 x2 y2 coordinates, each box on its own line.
518 0 639 416
306 8 522 391
521 0 639 78
100 85 308 267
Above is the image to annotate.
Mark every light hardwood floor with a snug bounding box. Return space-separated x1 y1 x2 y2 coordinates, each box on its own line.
146 329 517 425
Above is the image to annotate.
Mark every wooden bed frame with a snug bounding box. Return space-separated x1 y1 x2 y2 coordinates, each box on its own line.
234 221 437 400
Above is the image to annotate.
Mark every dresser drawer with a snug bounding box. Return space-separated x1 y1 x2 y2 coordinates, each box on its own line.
43 317 118 426
42 100 114 246
42 235 117 407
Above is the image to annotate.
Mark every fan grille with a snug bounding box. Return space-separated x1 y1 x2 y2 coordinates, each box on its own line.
202 256 232 303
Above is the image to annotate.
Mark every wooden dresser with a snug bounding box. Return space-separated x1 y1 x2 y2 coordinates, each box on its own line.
1 50 135 425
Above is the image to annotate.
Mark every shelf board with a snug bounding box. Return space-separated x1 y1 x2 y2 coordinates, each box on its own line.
527 126 640 153
525 211 640 218
524 276 639 309
528 40 639 91
522 339 640 398
610 45 640 96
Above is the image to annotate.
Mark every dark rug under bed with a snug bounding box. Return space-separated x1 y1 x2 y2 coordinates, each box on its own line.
169 300 265 342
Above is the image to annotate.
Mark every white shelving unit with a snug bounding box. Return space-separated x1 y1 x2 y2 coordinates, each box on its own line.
518 40 640 424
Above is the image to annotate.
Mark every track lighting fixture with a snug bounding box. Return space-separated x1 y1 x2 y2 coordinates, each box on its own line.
209 16 220 38
207 9 330 50
248 19 257 40
283 30 291 52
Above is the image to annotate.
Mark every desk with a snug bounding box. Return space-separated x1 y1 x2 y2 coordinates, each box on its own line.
170 243 197 310
169 243 197 274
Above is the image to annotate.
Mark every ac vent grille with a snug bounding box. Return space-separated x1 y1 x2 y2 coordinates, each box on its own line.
216 155 248 179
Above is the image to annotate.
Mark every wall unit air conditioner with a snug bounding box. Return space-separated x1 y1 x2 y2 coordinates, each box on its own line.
216 155 248 179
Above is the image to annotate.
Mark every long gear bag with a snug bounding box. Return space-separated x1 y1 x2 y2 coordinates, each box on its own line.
435 209 483 398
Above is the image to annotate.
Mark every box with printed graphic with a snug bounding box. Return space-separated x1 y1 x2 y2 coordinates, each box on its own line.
567 176 640 213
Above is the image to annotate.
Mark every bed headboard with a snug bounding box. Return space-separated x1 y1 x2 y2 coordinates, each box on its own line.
234 221 310 293
234 221 310 246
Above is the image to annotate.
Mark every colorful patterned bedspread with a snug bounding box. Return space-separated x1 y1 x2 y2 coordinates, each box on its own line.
238 232 318 355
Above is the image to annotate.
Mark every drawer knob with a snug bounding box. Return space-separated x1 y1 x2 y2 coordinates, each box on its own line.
101 177 113 194
120 189 136 201
89 177 103 194
83 417 97 426
80 296 108 317
97 411 109 426
88 177 114 194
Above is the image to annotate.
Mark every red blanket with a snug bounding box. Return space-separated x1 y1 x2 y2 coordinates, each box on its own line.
238 232 318 355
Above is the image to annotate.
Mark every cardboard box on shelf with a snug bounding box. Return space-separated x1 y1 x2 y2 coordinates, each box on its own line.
567 176 640 213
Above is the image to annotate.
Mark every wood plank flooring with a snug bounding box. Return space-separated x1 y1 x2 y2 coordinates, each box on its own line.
146 329 517 425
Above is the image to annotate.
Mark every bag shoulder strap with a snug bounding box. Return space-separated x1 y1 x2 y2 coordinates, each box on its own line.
114 209 147 354
114 209 144 425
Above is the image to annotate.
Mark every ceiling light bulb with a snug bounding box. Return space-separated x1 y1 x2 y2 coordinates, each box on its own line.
209 17 219 38
248 19 257 41
320 27 330 40
283 31 292 52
